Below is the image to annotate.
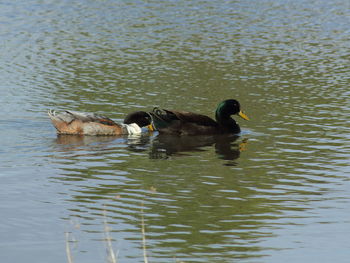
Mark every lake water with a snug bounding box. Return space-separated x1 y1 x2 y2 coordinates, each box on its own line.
1 0 350 262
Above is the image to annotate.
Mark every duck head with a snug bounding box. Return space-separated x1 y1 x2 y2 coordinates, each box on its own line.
215 99 249 121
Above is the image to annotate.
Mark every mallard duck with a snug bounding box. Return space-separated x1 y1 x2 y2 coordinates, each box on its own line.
48 110 153 135
149 99 249 135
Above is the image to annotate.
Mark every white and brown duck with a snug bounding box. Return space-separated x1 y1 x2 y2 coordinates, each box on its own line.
48 110 153 135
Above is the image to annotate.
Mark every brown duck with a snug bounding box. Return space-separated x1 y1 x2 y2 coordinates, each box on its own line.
149 99 249 135
48 110 153 135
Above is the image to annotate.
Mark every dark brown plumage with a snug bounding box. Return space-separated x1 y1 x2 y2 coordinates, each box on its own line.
149 99 249 135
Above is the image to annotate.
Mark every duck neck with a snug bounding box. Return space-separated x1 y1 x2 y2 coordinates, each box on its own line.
215 108 240 133
215 102 231 123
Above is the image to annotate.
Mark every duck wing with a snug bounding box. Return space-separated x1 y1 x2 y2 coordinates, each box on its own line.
48 109 124 135
150 108 220 135
169 110 219 127
48 110 117 126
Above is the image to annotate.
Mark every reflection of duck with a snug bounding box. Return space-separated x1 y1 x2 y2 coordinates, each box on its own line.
215 137 248 162
149 99 249 135
48 110 153 135
55 134 118 145
149 134 248 161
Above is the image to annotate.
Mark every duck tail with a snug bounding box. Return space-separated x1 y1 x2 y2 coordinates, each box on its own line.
149 107 177 129
48 109 59 121
48 109 64 132
48 109 72 123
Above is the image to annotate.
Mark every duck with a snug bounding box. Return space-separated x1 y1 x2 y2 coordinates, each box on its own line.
48 109 153 135
149 99 249 135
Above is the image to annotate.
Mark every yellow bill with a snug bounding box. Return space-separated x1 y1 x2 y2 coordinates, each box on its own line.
238 110 249 120
147 124 155 131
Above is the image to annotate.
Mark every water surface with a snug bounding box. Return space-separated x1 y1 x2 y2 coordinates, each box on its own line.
1 0 350 262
